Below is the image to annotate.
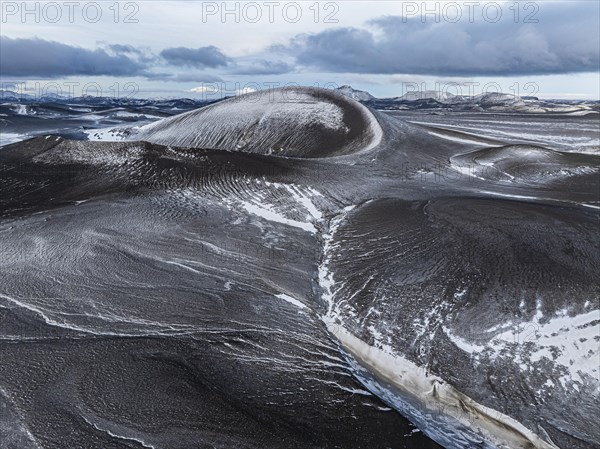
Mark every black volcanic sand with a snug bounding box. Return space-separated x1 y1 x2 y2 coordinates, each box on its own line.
0 87 598 449
132 87 380 158
0 335 441 449
450 144 600 186
0 140 438 448
0 99 199 143
325 197 599 448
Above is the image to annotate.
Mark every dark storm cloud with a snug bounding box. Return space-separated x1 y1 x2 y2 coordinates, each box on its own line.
0 38 231 78
0 37 147 77
4 2 596 80
106 43 157 65
289 2 600 76
108 44 143 55
159 46 230 68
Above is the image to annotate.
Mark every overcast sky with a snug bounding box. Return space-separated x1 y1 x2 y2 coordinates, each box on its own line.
1 1 598 99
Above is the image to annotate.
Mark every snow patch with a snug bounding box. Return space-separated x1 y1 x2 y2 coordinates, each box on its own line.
275 293 308 310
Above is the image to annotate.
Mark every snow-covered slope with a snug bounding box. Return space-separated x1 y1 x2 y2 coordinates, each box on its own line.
133 87 383 158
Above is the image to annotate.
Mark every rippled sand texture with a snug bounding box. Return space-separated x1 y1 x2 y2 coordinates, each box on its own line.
1 88 598 449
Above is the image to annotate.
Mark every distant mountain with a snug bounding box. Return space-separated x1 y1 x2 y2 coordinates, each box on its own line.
398 90 460 103
471 92 525 107
338 86 600 114
2 86 597 115
0 90 219 110
335 85 375 102
0 90 36 102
